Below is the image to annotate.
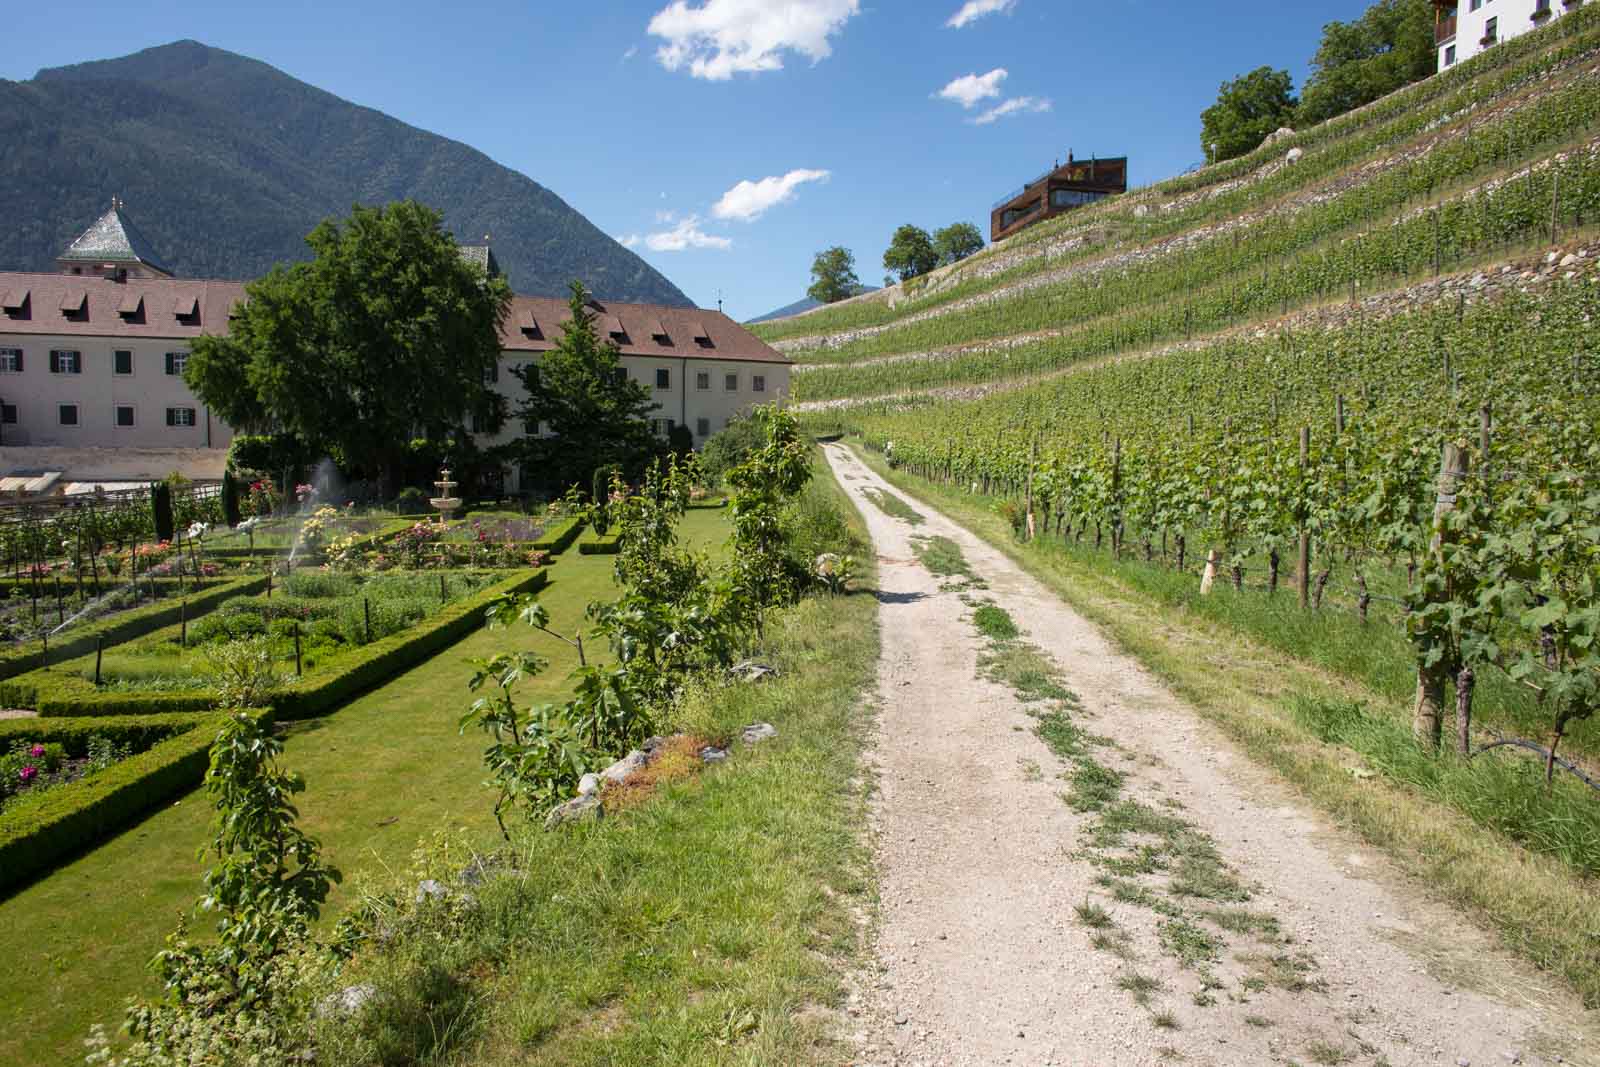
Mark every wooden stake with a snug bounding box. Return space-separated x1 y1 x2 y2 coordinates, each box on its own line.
180 599 188 648
95 637 103 686
1299 426 1311 611
364 597 372 645
293 621 302 677
1335 394 1346 435
1412 442 1470 750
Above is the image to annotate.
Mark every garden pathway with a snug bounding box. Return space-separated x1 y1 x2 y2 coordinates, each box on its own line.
826 443 1592 1067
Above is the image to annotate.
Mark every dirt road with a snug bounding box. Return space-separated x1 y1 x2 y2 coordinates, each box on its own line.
826 443 1592 1067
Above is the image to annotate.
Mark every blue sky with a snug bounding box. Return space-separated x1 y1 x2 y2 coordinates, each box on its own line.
4 0 1376 320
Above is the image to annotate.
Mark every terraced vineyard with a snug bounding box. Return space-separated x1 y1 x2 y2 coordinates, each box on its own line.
758 5 1600 1001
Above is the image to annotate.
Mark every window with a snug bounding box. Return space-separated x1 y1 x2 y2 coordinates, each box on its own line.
166 407 196 427
1049 189 1107 209
164 351 189 376
482 362 499 385
1483 15 1497 42
655 368 670 390
752 374 766 393
114 350 133 376
49 349 82 374
0 404 15 425
695 371 710 391
0 348 20 373
696 417 710 437
471 411 489 433
58 403 79 426
1469 0 1481 10
1535 0 1551 12
724 372 738 391
1445 44 1457 65
115 405 136 428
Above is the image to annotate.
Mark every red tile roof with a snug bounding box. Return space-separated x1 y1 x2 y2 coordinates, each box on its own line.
0 272 246 340
0 273 789 365
500 296 789 364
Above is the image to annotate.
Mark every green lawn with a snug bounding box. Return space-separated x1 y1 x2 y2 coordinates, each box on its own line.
0 509 730 1066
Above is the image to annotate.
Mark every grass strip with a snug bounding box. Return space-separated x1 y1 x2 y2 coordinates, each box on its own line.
309 460 881 1066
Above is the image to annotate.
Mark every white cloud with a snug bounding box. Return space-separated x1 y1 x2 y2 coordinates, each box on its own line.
935 68 1007 109
647 0 861 80
645 215 733 252
972 95 1051 124
617 234 642 249
622 45 639 60
655 209 679 223
712 168 831 222
945 0 1016 29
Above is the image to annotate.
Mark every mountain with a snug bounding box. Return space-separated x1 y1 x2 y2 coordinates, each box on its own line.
747 286 879 324
0 41 691 305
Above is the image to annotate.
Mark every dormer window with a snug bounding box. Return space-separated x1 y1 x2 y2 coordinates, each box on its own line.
648 317 670 344
117 292 144 321
690 321 713 348
1 288 29 318
173 294 199 324
602 314 626 341
520 312 542 338
60 290 88 320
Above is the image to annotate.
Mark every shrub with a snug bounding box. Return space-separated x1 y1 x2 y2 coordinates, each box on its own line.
205 636 286 708
396 487 430 515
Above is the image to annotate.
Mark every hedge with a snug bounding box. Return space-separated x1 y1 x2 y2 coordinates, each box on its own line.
531 516 584 555
578 533 622 555
0 575 269 684
0 712 235 893
0 711 207 755
20 568 550 720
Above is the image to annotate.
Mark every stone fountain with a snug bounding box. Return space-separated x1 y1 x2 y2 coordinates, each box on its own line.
430 467 462 524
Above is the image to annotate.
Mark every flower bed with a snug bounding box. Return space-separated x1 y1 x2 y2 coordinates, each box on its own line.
0 712 233 893
1 735 132 814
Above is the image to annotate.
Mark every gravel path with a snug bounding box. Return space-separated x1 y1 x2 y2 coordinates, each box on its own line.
827 444 1594 1067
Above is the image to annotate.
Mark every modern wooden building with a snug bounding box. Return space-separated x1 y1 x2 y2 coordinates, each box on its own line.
989 154 1128 243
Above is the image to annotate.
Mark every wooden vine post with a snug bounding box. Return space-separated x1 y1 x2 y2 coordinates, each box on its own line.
1298 426 1311 611
1111 438 1122 560
1412 441 1470 750
1024 440 1037 542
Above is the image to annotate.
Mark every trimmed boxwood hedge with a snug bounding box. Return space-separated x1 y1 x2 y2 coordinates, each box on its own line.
0 575 269 684
0 712 239 893
0 568 550 889
0 711 206 755
531 516 584 555
578 533 622 555
19 568 549 719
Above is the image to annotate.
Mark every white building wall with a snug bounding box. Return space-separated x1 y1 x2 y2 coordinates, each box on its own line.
476 351 792 490
0 334 229 450
1438 0 1576 71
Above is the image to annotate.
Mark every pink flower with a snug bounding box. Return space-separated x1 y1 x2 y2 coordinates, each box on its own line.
29 744 44 758
19 765 36 782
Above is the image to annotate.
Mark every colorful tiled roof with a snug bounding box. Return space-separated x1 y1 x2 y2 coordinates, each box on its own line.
57 204 172 276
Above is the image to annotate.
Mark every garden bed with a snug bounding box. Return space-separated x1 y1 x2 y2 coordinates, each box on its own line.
0 712 233 893
0 570 514 712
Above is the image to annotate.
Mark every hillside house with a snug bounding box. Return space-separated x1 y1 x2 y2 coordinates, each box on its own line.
1432 0 1581 70
989 154 1128 243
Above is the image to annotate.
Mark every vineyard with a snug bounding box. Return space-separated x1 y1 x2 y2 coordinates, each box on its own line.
753 0 1600 944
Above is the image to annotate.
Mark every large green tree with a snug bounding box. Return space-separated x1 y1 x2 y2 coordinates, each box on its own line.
806 246 860 305
511 282 659 494
883 224 940 283
1297 0 1435 126
1199 67 1298 163
186 201 510 491
933 222 985 267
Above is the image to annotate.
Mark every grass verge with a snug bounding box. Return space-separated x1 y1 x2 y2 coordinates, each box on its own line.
855 442 1600 1009
308 455 881 1065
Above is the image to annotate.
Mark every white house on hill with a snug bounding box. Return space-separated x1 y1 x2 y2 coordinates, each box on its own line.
1432 0 1582 71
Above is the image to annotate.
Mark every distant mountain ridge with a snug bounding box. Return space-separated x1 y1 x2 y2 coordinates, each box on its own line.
747 285 879 324
0 40 691 305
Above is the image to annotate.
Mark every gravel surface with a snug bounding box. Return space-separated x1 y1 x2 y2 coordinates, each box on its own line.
827 444 1595 1067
